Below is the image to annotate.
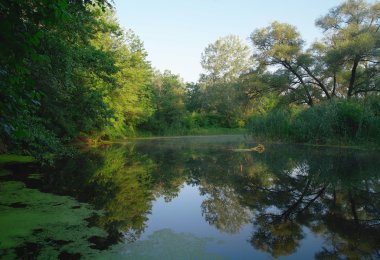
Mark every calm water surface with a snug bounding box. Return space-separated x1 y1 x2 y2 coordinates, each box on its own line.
1 135 380 259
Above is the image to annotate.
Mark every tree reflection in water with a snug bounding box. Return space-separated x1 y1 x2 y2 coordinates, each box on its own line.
38 142 380 258
182 144 380 259
240 147 380 259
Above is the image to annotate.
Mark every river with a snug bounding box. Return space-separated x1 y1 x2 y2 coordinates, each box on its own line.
1 135 379 259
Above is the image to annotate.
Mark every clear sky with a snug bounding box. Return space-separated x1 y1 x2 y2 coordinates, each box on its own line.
113 0 369 83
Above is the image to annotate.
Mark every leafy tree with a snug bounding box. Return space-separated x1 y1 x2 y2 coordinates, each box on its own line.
141 70 187 133
0 0 115 157
200 35 254 84
191 35 255 127
250 0 380 106
90 10 154 137
0 0 156 157
315 0 380 97
251 22 323 106
200 82 247 127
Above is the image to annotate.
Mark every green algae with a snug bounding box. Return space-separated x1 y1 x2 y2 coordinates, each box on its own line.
0 181 108 259
27 173 42 180
0 169 11 177
119 229 226 260
0 155 35 164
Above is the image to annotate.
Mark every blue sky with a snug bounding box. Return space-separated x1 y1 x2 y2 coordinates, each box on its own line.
113 0 370 82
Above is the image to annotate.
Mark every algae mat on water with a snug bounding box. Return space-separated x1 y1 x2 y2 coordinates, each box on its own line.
0 180 111 259
0 155 34 164
0 181 226 259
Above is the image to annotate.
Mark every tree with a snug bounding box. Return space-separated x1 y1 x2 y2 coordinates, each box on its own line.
90 10 154 137
194 35 255 127
250 0 380 106
315 0 380 98
250 22 325 106
0 0 116 159
141 70 187 132
200 35 253 84
0 1 155 157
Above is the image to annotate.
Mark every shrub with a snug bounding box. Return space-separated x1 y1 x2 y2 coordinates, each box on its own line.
293 101 338 143
249 109 293 140
249 97 380 145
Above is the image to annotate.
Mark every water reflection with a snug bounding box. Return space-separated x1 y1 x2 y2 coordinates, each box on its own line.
41 145 157 244
134 142 380 259
242 148 380 259
1 137 380 258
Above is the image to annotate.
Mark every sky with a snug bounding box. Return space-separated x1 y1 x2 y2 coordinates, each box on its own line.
113 0 368 83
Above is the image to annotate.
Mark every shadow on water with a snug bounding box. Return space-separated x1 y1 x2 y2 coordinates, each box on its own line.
1 135 380 258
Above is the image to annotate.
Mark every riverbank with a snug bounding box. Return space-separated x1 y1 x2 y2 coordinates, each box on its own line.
136 127 247 137
80 127 247 144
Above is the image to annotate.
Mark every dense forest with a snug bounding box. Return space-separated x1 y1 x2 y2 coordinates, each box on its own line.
1 0 380 161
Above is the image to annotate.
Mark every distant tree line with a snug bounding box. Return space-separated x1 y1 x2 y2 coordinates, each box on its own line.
194 0 380 144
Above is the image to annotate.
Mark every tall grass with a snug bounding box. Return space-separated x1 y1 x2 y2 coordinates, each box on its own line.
249 97 380 146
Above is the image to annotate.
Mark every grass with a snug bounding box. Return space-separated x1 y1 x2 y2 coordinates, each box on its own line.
249 98 380 147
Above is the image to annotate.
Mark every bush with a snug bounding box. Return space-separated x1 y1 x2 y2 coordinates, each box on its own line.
3 112 71 164
293 101 338 143
249 97 380 145
249 109 294 140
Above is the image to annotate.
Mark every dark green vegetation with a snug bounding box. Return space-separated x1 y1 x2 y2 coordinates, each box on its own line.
1 0 379 161
1 137 380 258
0 155 34 164
250 97 380 145
0 0 154 160
0 0 247 161
247 0 380 143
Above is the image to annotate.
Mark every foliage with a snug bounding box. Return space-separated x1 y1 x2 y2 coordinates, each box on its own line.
200 35 254 84
90 13 154 137
0 1 154 159
140 70 188 134
246 0 380 145
2 0 380 160
249 108 295 141
0 0 115 157
250 0 380 105
316 0 380 97
249 97 380 145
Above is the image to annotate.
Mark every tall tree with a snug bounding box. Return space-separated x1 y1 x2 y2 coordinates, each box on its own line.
90 10 154 137
142 70 187 132
250 22 325 106
0 0 116 157
316 0 380 97
200 35 253 84
250 0 380 106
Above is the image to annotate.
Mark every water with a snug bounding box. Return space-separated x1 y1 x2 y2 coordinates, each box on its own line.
1 135 380 259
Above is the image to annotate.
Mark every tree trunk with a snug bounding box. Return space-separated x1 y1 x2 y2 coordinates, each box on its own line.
306 89 313 106
347 57 360 98
332 72 337 97
303 66 330 99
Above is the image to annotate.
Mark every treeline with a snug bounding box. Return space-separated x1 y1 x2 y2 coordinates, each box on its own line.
1 0 380 160
181 0 380 146
192 0 380 145
246 0 380 145
0 0 248 161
